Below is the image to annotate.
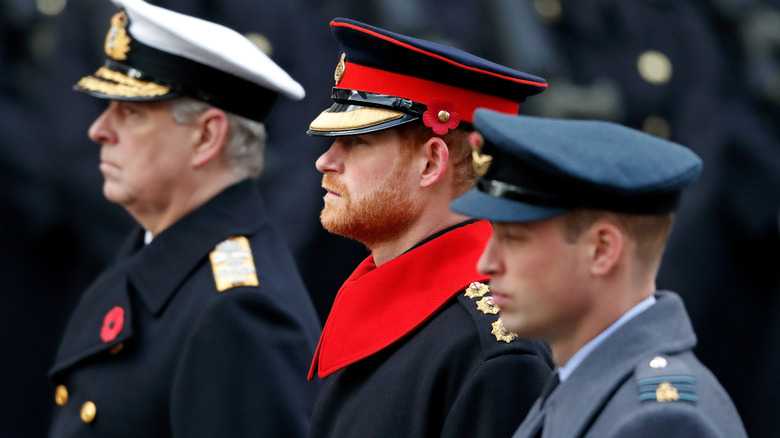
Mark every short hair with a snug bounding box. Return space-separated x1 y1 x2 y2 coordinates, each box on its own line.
396 122 474 196
170 97 267 179
560 209 675 273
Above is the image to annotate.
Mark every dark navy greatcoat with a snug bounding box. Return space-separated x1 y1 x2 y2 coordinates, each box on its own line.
47 180 321 437
309 221 554 438
512 291 747 438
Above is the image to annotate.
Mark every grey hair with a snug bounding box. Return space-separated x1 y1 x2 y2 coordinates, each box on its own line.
170 97 267 179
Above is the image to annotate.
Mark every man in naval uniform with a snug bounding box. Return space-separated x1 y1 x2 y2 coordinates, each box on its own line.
304 18 554 438
451 109 748 437
47 0 321 436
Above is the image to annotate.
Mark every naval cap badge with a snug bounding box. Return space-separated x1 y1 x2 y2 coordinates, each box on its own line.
105 10 131 61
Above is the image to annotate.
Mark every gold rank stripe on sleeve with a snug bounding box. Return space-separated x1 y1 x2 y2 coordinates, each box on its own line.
463 281 519 343
209 236 259 292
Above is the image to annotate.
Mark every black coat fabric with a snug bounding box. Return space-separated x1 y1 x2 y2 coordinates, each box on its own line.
312 293 553 438
512 292 747 438
47 180 321 437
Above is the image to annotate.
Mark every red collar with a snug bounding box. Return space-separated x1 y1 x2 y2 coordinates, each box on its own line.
309 220 492 379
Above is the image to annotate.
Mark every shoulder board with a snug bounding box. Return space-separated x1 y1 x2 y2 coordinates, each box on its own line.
209 236 259 292
635 355 697 404
463 281 518 343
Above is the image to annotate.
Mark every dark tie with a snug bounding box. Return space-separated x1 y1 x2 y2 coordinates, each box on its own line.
533 371 560 438
539 370 560 406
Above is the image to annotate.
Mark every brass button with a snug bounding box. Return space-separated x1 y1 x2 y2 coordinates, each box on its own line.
637 50 672 85
110 343 124 355
55 385 68 406
643 115 671 139
81 401 97 423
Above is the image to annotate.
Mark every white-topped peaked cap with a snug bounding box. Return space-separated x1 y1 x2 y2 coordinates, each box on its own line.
75 0 304 121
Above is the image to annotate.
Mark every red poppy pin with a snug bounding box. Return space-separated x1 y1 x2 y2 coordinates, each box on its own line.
100 306 125 342
422 98 460 135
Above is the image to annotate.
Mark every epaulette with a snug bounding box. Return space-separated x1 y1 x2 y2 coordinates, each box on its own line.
463 281 518 343
635 355 697 404
209 236 259 292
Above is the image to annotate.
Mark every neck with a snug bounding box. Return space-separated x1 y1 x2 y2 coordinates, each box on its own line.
131 171 241 235
370 209 471 266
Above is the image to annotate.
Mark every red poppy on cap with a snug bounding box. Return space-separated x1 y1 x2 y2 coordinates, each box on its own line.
423 98 460 135
101 306 125 342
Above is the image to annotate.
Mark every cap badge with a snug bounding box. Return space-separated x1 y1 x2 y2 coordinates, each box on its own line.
464 281 489 298
210 236 259 292
655 382 680 402
334 53 346 85
100 306 125 343
423 98 460 135
105 10 131 61
491 318 518 343
477 296 500 314
469 132 492 176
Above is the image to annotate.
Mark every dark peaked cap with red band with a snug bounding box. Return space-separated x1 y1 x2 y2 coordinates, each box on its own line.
74 0 304 122
307 17 547 137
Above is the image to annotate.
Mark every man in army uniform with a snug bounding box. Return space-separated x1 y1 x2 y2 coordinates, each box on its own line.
451 109 748 437
305 17 554 438
47 0 320 436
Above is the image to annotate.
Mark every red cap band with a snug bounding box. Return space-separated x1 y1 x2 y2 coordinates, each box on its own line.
337 62 521 123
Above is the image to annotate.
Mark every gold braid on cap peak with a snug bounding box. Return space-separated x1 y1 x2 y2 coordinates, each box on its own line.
309 107 403 131
77 67 171 98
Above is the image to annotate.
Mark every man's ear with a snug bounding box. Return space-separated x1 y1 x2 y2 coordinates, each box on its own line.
419 136 449 188
191 108 229 168
586 221 625 277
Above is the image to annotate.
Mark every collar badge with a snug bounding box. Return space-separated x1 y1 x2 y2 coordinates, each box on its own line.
491 318 518 343
477 296 500 314
464 281 489 298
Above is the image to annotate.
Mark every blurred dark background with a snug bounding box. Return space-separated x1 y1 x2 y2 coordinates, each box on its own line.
1 0 778 436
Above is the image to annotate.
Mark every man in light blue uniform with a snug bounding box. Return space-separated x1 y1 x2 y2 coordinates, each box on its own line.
451 109 748 438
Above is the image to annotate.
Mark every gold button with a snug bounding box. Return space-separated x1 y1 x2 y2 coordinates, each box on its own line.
110 343 124 355
643 115 671 139
55 385 68 406
437 110 450 123
637 50 672 85
81 401 97 423
534 0 563 22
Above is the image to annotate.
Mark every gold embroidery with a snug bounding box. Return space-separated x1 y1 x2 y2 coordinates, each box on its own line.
77 67 171 98
105 11 131 61
470 132 492 176
464 281 489 298
210 236 259 292
655 382 680 402
491 318 518 343
476 296 500 314
334 53 346 84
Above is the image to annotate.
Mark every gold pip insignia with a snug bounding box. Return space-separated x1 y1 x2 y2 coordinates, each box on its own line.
464 281 489 298
477 296 500 314
655 382 680 402
334 53 346 85
469 131 492 176
105 10 131 61
210 236 259 292
491 318 518 343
